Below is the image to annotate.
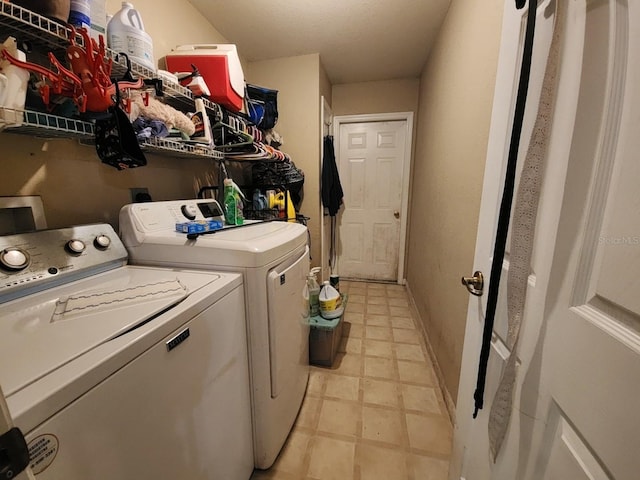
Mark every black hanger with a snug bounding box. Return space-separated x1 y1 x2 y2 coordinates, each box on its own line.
115 52 136 82
114 52 163 96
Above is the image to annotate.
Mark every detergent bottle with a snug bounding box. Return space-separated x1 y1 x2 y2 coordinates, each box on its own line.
68 0 91 31
223 178 245 225
307 267 321 317
190 97 213 145
319 280 343 319
107 2 155 71
285 191 296 222
0 37 29 127
271 190 296 222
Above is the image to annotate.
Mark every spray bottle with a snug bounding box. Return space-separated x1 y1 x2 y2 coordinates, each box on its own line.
223 177 245 225
174 64 213 144
307 267 322 317
177 64 211 98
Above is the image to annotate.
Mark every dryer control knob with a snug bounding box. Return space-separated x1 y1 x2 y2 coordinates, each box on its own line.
94 235 111 250
181 204 198 220
66 239 86 254
0 247 30 271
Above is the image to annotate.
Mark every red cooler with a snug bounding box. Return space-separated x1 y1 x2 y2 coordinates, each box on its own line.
165 44 245 111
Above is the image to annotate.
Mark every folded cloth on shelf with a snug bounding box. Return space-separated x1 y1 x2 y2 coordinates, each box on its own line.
133 118 169 140
129 93 195 137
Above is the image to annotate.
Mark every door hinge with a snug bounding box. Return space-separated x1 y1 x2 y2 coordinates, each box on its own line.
0 427 30 479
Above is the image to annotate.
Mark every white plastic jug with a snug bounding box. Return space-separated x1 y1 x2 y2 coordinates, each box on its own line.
0 74 7 108
319 281 344 319
107 2 155 71
0 49 29 127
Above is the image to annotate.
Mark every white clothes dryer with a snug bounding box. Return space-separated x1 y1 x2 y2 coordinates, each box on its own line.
0 224 253 479
120 199 310 469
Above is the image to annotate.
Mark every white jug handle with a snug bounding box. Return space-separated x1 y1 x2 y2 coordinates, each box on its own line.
0 73 8 107
127 10 145 31
173 44 222 51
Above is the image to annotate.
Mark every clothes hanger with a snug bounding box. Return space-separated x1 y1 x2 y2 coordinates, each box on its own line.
212 121 254 149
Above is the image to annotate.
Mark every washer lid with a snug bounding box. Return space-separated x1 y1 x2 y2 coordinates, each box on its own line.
0 265 219 397
132 221 308 268
120 199 308 268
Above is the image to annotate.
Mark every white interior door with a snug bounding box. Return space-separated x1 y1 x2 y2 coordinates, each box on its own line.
451 1 640 479
335 115 412 282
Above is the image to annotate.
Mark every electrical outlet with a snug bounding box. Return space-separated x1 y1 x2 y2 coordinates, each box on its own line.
130 188 151 203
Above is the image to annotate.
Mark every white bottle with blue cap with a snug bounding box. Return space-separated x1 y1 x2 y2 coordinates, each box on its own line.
69 0 91 30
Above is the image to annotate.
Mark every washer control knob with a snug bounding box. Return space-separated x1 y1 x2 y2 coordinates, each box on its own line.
0 247 30 271
66 239 86 254
181 204 198 220
94 234 111 250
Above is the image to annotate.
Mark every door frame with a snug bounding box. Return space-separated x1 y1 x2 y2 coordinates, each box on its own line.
320 96 333 283
333 112 414 284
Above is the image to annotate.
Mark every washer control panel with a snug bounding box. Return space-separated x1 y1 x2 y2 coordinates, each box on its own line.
126 200 225 232
0 224 128 303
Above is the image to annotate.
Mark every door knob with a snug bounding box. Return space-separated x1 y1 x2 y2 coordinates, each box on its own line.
461 271 484 296
393 211 400 219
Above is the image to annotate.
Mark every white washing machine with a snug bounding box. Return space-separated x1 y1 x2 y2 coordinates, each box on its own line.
0 224 253 479
119 199 310 469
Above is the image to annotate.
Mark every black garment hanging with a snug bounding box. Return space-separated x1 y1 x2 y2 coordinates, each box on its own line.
322 135 343 271
472 0 538 419
321 135 343 216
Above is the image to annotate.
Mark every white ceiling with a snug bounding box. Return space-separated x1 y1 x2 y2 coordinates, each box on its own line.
187 0 452 85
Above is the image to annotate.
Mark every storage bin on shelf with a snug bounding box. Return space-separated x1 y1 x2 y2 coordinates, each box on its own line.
309 294 347 367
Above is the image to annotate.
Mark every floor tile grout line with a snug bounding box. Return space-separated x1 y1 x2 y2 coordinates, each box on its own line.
281 427 452 462
256 281 451 480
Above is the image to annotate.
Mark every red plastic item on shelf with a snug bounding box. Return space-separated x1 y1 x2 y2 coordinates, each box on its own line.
165 44 244 111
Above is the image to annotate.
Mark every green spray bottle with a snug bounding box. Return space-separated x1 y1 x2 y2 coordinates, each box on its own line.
223 178 245 225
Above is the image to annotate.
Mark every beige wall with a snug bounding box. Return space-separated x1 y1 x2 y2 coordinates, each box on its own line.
408 0 504 403
246 54 323 265
0 136 218 228
331 79 420 116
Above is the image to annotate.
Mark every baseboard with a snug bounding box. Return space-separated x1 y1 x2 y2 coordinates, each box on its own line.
406 283 457 426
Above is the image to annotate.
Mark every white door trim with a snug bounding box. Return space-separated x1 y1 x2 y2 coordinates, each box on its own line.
320 96 333 282
333 112 414 284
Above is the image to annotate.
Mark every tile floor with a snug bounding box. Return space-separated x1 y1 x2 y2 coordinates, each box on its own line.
251 280 453 480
